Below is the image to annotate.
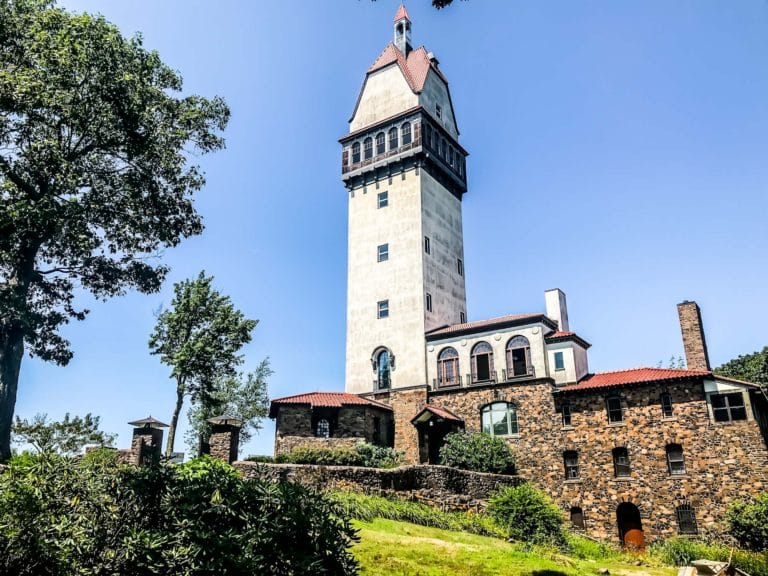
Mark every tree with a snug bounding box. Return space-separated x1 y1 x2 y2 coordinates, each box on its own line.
12 412 115 455
715 346 768 389
0 0 229 461
149 272 257 457
184 360 272 453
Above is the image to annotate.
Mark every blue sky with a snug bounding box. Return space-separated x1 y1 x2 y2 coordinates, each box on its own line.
19 1 768 456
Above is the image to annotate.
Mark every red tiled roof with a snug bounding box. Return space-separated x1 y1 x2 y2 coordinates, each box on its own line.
426 313 553 339
545 331 591 349
559 368 711 393
394 3 410 22
269 392 392 418
411 405 463 424
368 45 441 94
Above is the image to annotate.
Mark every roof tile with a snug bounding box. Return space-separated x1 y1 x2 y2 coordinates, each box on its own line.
269 392 392 418
560 367 711 392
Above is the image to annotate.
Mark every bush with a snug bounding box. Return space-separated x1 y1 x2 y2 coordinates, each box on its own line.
0 453 358 575
651 537 768 576
727 493 768 551
438 431 515 474
354 442 403 468
277 443 403 468
486 483 566 545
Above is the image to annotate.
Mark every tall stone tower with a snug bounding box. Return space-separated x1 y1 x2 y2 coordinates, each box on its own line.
341 5 469 394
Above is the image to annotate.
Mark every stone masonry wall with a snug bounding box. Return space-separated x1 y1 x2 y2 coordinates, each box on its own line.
234 462 519 510
275 435 364 456
366 387 428 463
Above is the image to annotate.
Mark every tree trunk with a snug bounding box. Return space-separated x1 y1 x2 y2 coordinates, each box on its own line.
165 383 184 457
0 329 24 462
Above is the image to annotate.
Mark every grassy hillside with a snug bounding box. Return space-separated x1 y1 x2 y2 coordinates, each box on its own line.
353 518 678 576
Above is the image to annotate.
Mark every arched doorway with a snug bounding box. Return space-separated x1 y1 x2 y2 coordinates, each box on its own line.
616 502 645 551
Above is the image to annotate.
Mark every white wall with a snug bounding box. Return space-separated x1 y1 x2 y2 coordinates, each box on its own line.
350 65 418 132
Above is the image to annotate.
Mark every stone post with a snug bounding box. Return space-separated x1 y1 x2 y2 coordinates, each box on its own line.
207 415 242 464
127 416 168 466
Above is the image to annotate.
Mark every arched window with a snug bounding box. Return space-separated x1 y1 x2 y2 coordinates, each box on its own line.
666 444 686 475
506 335 531 378
363 137 373 160
570 506 585 529
351 142 361 164
375 349 391 390
437 347 459 387
471 341 494 383
612 447 631 477
676 503 698 535
481 402 518 436
316 419 330 438
564 450 579 479
661 392 673 418
375 132 385 155
388 126 398 150
401 122 412 145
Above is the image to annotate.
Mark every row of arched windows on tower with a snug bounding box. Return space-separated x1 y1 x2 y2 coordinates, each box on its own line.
437 336 533 387
349 122 413 165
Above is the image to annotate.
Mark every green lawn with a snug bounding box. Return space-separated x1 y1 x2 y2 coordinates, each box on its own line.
353 518 678 576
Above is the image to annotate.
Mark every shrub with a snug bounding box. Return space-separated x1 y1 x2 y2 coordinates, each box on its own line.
355 442 403 468
727 493 768 551
0 453 359 575
438 431 515 474
486 483 566 545
278 446 363 466
651 537 768 576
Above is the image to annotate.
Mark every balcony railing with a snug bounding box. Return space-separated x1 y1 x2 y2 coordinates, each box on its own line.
342 138 422 174
469 371 497 385
502 366 536 381
433 374 462 389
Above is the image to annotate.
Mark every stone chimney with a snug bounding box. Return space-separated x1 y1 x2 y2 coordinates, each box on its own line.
207 415 242 464
545 288 569 332
677 301 711 371
127 416 168 466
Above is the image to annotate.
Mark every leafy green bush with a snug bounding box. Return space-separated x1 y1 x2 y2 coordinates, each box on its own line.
277 443 403 468
651 537 768 576
0 453 358 575
565 533 623 560
438 431 516 474
486 483 566 545
727 493 768 551
355 442 403 468
331 490 505 538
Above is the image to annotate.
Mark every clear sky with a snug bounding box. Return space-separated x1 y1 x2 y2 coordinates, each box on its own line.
19 0 768 457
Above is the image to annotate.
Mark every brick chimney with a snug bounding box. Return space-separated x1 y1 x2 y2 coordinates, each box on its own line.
207 415 242 464
677 301 711 371
127 416 168 466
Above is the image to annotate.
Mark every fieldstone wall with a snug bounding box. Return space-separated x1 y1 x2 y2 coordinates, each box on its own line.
275 435 364 455
234 462 519 510
366 387 428 463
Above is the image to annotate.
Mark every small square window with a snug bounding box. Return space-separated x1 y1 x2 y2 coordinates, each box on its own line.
460 311 466 323
426 292 432 312
377 243 389 262
424 236 431 254
457 258 464 277
554 351 565 371
377 300 389 319
377 191 388 209
606 396 623 423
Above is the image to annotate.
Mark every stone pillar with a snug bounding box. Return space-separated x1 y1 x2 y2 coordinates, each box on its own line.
207 416 242 464
130 427 163 466
388 387 428 464
677 301 711 371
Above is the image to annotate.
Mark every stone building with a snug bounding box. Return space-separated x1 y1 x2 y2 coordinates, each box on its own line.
269 5 768 548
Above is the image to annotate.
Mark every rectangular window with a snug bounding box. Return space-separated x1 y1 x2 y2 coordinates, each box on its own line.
561 403 572 427
554 351 565 371
426 292 432 312
661 393 674 418
436 103 442 118
377 191 388 208
606 396 623 423
613 448 631 477
564 451 579 479
460 311 466 324
711 392 747 422
377 300 389 319
676 505 698 535
377 243 389 262
424 236 431 254
457 258 464 277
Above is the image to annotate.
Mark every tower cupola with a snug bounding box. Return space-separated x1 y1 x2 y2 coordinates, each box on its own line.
393 4 412 54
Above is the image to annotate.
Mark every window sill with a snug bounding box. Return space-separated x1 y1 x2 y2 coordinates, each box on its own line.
561 426 575 431
668 474 689 479
611 476 635 482
555 368 565 372
660 417 677 422
607 422 626 428
563 479 582 485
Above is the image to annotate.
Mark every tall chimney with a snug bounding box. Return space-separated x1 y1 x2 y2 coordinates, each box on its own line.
545 288 569 332
677 301 710 371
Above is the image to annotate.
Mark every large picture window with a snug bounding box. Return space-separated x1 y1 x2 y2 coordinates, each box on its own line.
481 402 519 437
711 392 747 422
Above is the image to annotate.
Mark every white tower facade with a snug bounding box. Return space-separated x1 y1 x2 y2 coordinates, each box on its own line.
342 6 469 394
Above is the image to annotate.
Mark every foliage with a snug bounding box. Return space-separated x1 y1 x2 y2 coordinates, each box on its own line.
244 454 274 463
727 493 768 551
277 443 403 468
487 483 566 546
185 360 272 453
149 271 258 456
715 346 768 388
650 537 768 576
438 431 516 474
331 491 504 538
565 533 623 561
12 412 115 455
353 442 403 468
0 453 359 575
657 356 686 369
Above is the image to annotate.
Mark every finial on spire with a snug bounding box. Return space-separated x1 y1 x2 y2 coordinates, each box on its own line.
393 3 412 54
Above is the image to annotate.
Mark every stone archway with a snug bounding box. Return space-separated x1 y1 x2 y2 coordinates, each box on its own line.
616 502 645 551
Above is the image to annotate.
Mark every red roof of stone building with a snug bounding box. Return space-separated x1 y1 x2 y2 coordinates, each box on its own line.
394 3 410 22
411 405 463 424
426 313 555 339
368 44 442 93
269 392 392 418
559 367 712 393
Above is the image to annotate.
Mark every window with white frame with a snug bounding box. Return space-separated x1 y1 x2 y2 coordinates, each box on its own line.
377 300 389 319
377 243 389 262
481 402 519 436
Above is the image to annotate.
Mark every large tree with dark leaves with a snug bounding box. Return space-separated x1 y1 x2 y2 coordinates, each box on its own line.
0 0 229 461
715 346 768 389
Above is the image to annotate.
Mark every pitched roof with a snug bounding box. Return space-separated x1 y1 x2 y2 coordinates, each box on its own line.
558 367 711 393
368 44 444 94
426 313 556 340
269 392 392 418
394 3 410 22
411 405 463 424
544 331 591 349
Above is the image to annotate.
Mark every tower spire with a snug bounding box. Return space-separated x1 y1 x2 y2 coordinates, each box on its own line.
393 3 412 55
